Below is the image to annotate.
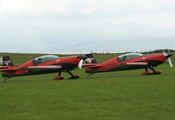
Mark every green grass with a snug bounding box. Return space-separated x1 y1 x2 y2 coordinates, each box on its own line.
0 53 175 120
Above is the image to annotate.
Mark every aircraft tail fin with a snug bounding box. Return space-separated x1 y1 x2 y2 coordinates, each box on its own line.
85 54 97 64
85 54 98 74
2 56 14 66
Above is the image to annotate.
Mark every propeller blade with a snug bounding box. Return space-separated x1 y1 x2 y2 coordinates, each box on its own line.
163 51 168 56
78 59 83 69
163 50 173 68
77 56 87 60
0 57 2 64
163 51 173 58
78 44 83 56
168 49 170 54
168 58 173 68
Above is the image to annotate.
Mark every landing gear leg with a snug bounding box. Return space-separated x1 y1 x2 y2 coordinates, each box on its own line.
149 66 161 75
67 70 80 79
53 71 64 80
149 66 156 74
145 66 148 72
141 66 161 75
3 77 12 82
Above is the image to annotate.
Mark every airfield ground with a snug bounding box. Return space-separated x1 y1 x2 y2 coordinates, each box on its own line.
0 52 174 120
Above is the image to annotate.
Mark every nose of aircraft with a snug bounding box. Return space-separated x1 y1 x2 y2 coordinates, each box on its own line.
77 56 88 69
166 53 173 58
163 51 173 58
163 51 173 68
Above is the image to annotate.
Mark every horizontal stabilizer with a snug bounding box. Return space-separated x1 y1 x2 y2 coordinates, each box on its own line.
82 63 98 67
0 67 17 72
85 64 101 68
0 66 10 69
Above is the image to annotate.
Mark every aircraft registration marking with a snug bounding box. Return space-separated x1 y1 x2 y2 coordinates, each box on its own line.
142 57 146 60
56 59 60 63
102 62 117 69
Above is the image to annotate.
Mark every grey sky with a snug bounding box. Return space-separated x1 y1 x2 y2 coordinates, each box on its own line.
0 0 175 54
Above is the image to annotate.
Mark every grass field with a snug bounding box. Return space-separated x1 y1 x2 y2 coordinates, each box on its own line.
0 52 175 120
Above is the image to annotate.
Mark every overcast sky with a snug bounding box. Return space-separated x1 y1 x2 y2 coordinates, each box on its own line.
0 0 175 54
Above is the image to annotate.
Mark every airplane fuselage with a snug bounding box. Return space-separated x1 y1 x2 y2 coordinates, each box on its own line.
2 56 80 77
86 53 168 73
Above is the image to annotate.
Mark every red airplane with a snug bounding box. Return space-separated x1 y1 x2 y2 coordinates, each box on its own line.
85 51 173 76
0 54 88 82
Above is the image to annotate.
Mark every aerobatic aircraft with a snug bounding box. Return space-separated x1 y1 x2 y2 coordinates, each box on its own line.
85 51 173 76
0 54 87 82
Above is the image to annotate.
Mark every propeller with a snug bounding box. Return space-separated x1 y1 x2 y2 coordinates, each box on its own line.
77 56 88 69
78 43 83 56
168 57 173 68
0 57 2 65
78 59 83 69
163 51 173 68
77 44 91 69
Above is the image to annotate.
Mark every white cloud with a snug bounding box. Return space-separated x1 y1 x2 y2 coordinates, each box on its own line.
0 0 175 53
138 0 166 11
122 12 175 29
1 0 174 15
0 0 70 15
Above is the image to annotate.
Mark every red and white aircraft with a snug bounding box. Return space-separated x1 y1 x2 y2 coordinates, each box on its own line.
0 55 87 82
85 51 173 76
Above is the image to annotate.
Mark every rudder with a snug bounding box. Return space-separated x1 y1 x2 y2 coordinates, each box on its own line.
2 56 14 66
86 54 97 63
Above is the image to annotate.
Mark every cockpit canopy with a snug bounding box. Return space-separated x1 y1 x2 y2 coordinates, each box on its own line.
117 53 143 62
32 55 59 65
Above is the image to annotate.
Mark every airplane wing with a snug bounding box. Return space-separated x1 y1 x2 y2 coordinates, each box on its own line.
125 62 148 66
27 66 62 69
0 66 61 71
